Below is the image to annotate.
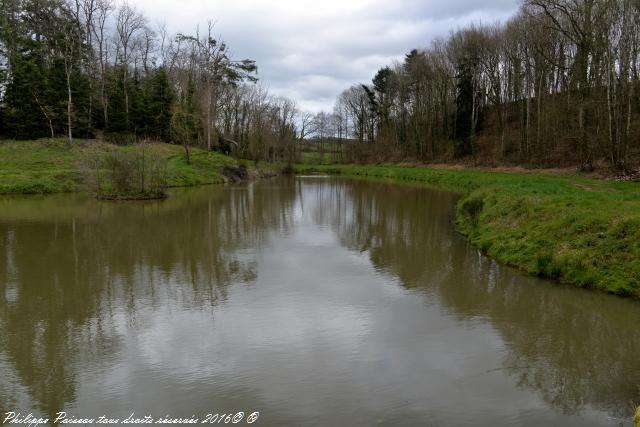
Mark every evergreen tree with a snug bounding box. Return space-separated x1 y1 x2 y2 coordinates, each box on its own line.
454 53 482 158
142 67 174 140
454 58 474 157
106 66 128 134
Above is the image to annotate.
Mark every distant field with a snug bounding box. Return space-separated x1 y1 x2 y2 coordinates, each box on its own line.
295 163 640 298
301 151 339 164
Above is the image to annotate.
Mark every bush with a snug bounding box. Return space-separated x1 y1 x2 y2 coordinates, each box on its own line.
458 193 485 226
86 145 168 199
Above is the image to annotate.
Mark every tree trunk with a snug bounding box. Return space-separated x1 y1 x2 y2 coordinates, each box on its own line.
206 83 212 150
66 66 73 143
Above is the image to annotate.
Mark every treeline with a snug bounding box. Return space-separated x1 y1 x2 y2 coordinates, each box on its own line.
0 0 299 161
312 0 640 170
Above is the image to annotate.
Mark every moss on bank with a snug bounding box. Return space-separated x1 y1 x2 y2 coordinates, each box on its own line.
0 139 258 194
295 164 640 298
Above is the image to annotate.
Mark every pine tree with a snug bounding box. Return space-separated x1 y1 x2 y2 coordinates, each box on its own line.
143 67 174 140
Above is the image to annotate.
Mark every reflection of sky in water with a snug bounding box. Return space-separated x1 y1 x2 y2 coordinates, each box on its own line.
0 179 637 426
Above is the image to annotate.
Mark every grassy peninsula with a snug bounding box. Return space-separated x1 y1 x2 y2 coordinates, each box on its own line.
295 164 640 298
0 139 261 195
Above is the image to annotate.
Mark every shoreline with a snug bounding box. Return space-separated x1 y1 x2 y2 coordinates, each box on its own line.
2 139 638 298
293 164 640 299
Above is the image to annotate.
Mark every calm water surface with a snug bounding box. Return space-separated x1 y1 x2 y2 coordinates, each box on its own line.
0 177 639 426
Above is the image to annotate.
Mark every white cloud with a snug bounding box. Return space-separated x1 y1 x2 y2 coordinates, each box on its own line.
131 0 520 112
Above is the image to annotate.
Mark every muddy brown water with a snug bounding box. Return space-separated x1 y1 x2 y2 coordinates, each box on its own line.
1 177 639 426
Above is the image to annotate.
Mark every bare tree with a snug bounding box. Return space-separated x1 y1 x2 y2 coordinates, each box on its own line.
91 0 113 127
115 2 146 127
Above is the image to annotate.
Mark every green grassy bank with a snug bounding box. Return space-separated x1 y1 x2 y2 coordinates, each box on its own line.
0 139 266 195
295 164 640 298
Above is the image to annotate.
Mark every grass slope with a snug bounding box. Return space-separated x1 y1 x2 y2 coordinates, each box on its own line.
295 164 640 297
0 139 240 194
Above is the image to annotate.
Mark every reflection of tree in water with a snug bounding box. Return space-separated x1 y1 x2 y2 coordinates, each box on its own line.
0 183 296 418
308 178 640 418
306 178 457 288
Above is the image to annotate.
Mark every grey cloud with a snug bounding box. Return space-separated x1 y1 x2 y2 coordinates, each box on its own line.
134 0 519 112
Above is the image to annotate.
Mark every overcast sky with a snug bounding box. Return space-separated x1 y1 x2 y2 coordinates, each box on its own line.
133 0 520 112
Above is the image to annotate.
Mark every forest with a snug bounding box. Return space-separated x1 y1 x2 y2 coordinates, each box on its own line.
0 0 300 162
311 0 640 171
1 0 640 171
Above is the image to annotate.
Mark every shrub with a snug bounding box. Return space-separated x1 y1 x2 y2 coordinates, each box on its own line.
85 145 168 199
458 192 485 226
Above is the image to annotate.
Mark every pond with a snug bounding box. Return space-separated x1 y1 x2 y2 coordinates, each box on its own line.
0 177 638 426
